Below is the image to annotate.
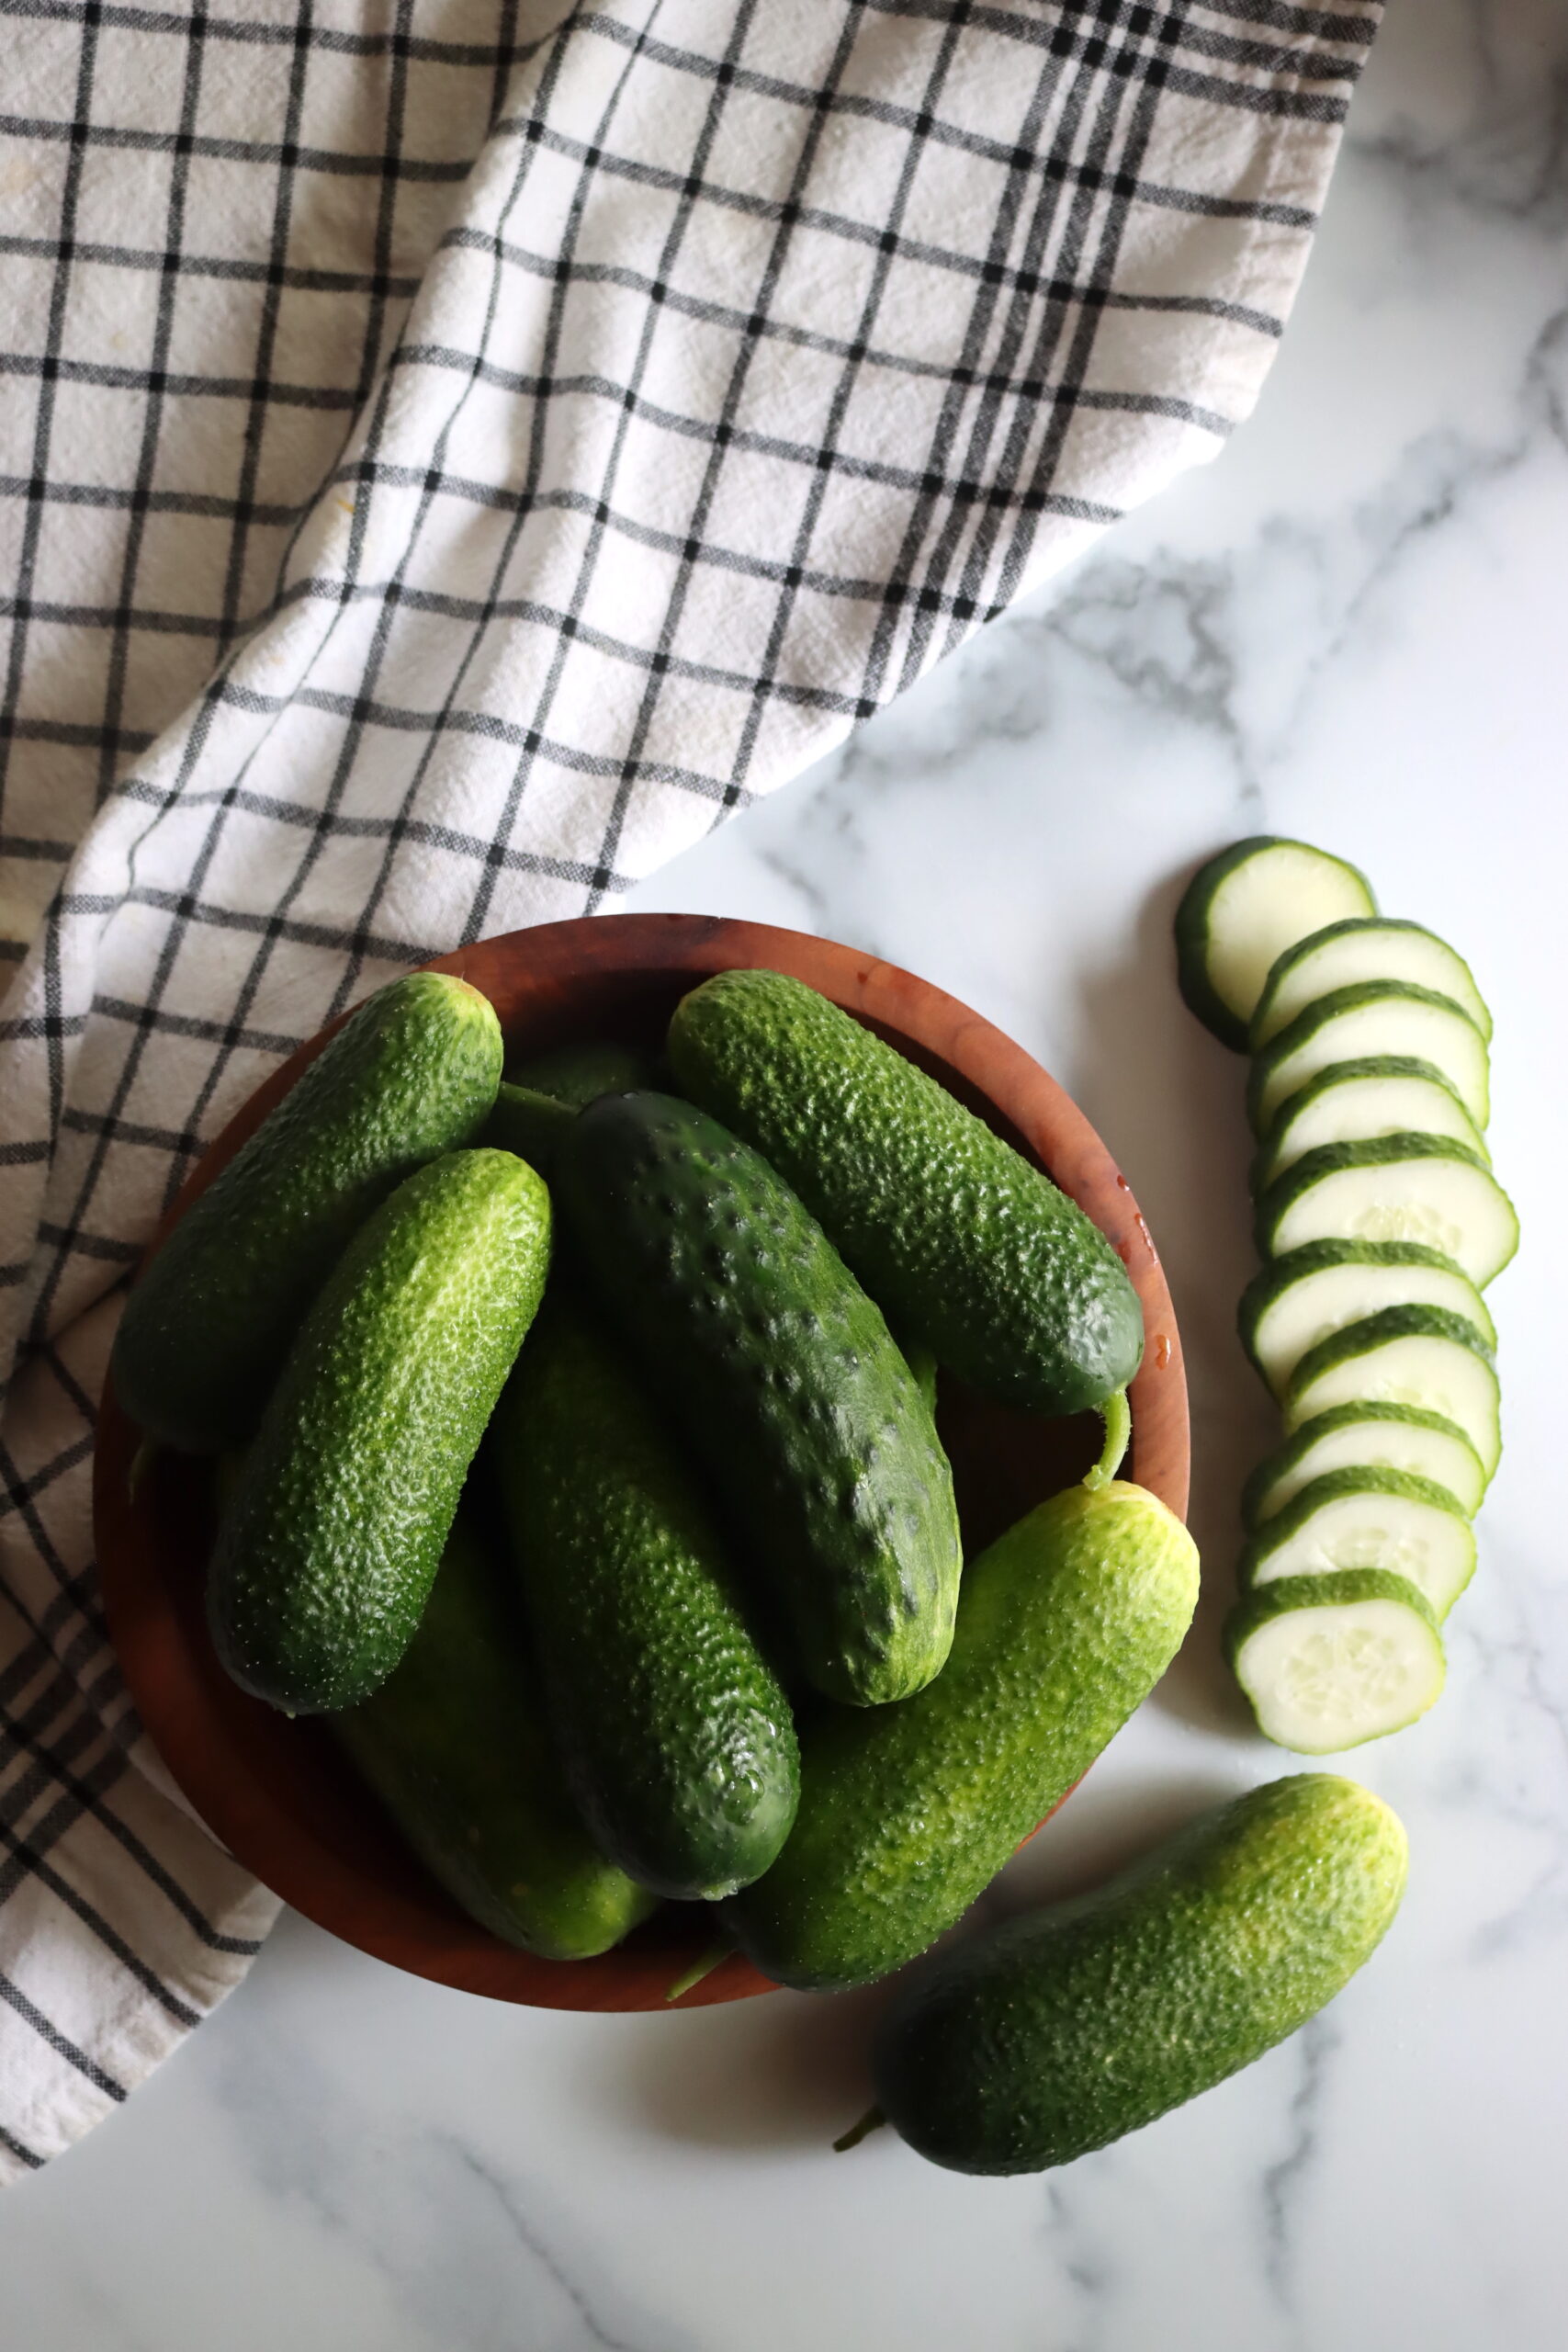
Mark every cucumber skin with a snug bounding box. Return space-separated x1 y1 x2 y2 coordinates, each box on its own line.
481 1080 576 1174
869 1776 1406 2175
1172 837 1375 1052
723 1481 1199 1992
334 1515 657 1960
209 1150 550 1714
667 970 1143 1417
557 1090 961 1709
508 1037 663 1104
491 1299 800 1904
113 972 503 1453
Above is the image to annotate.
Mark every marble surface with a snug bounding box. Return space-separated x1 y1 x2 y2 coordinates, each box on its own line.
6 2 1568 2342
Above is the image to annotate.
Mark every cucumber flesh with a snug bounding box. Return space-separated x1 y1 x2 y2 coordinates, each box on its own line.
1239 1240 1496 1403
1239 1469 1475 1620
1252 1057 1486 1192
1257 1135 1517 1290
1247 984 1489 1136
1226 1571 1445 1753
1174 837 1377 1051
1284 1306 1501 1484
1252 919 1492 1048
1244 1403 1488 1526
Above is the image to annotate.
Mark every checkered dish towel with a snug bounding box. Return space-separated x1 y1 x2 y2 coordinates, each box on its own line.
0 0 1379 2178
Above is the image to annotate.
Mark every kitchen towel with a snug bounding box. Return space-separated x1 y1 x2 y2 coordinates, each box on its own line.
0 0 1381 2179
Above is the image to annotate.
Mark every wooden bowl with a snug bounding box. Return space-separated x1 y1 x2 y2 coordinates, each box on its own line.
96 915 1188 2012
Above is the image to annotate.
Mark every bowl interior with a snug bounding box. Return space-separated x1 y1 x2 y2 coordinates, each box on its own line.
96 913 1188 2012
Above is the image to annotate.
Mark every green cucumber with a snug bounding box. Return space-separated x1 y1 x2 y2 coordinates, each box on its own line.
556 1090 961 1708
334 1514 658 1959
1247 984 1489 1137
1238 1240 1496 1403
861 1775 1406 2175
113 971 503 1452
1284 1305 1501 1485
1255 1134 1517 1290
491 1298 799 1903
209 1150 550 1713
1174 836 1376 1051
1238 1467 1475 1620
1251 1057 1486 1193
507 1036 663 1104
1226 1571 1445 1751
1243 1403 1487 1526
666 968 1143 1415
722 1479 1199 1992
480 1080 576 1174
1252 918 1491 1048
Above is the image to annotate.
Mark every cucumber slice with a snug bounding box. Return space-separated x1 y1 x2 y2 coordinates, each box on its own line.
1238 1240 1497 1402
1238 1468 1475 1620
1226 1571 1445 1753
1252 919 1492 1049
1244 1404 1487 1527
1247 984 1489 1136
1174 836 1377 1052
1256 1134 1517 1289
1284 1305 1501 1484
1251 1057 1486 1192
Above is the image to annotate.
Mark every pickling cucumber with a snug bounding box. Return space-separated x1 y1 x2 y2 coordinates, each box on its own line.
1251 1057 1486 1193
1238 1467 1475 1620
1251 918 1491 1048
1256 1135 1518 1290
1226 1571 1445 1751
1174 837 1377 1052
480 1080 576 1174
1284 1305 1501 1484
1238 1240 1497 1403
1247 984 1489 1137
508 1036 663 1103
1243 1404 1488 1527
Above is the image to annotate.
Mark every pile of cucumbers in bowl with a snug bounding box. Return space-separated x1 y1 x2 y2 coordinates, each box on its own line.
1177 836 1517 1753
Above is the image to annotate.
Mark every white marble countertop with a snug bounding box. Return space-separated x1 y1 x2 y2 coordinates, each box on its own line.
6 4 1567 2344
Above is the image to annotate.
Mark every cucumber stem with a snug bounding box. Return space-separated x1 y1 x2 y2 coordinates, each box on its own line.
128 1438 156 1505
1083 1387 1131 1491
833 2107 887 2154
664 1941 730 2003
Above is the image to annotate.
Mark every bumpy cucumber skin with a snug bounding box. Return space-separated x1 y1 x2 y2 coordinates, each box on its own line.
209 1150 550 1713
557 1090 961 1708
1173 836 1376 1051
723 1480 1199 1991
509 1037 663 1104
869 1775 1406 2176
334 1515 657 1959
113 972 503 1453
667 971 1143 1416
491 1299 799 1903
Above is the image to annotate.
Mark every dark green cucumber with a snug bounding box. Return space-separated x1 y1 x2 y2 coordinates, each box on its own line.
557 1091 961 1708
209 1149 550 1713
481 1080 576 1174
491 1299 799 1902
334 1513 657 1959
863 1775 1406 2175
723 1479 1199 1990
666 969 1142 1416
508 1036 663 1103
1173 836 1376 1051
113 970 502 1452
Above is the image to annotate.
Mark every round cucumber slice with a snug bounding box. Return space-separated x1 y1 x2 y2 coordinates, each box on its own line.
1247 983 1490 1137
1226 1571 1445 1753
1238 1468 1475 1621
1284 1305 1501 1484
1238 1240 1497 1403
1252 919 1492 1049
1174 836 1376 1052
1243 1404 1488 1527
1251 1057 1486 1193
1255 1134 1517 1290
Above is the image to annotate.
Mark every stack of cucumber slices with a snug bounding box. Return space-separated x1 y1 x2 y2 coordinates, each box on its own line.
1176 837 1517 1754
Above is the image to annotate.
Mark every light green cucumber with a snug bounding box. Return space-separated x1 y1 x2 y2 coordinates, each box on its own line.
1243 1404 1487 1528
1238 1240 1496 1403
1247 984 1489 1137
1251 1057 1486 1192
1255 1134 1517 1290
1226 1571 1445 1751
1284 1305 1501 1483
1238 1467 1476 1620
1252 918 1491 1048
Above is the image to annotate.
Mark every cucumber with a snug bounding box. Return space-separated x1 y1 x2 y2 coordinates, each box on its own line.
1284 1305 1501 1484
555 1090 961 1707
723 1479 1200 1992
1238 1468 1475 1620
861 1775 1406 2174
1238 1240 1497 1403
1252 918 1491 1048
334 1514 658 1959
1247 984 1489 1137
507 1036 663 1104
480 1080 576 1174
1243 1404 1488 1527
113 971 503 1452
209 1150 551 1713
1226 1571 1445 1751
666 968 1143 1415
1173 836 1376 1051
1256 1135 1518 1290
1251 1057 1486 1192
490 1297 799 1903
